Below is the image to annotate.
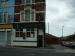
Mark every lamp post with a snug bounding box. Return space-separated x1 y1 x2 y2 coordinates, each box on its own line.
48 22 49 34
62 26 64 38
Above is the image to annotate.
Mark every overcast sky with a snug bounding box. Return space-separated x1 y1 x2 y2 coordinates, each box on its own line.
46 0 75 37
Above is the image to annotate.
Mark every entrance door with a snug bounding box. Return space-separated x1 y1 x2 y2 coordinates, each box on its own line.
37 35 43 47
0 31 6 47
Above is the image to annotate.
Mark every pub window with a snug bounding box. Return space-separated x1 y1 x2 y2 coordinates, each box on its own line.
27 32 30 37
0 12 8 23
16 29 23 37
23 28 35 39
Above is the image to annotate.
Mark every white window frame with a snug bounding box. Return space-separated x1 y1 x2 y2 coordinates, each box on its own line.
3 12 8 23
20 8 36 22
22 0 35 5
23 28 37 38
16 29 23 37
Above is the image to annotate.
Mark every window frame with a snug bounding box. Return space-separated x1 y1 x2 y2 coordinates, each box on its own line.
0 12 8 23
23 28 36 38
20 8 35 22
21 0 35 5
16 29 23 37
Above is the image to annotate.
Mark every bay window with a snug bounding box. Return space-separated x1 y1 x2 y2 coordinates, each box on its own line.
20 9 35 22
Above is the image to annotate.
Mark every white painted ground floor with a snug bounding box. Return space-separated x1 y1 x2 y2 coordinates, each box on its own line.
0 28 44 47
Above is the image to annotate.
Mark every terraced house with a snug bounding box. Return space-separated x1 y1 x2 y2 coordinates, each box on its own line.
0 0 46 47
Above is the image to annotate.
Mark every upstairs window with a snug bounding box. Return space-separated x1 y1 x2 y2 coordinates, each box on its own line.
21 0 35 4
22 0 31 4
0 12 13 23
25 9 31 21
20 8 35 22
0 12 8 23
0 14 2 22
26 0 31 4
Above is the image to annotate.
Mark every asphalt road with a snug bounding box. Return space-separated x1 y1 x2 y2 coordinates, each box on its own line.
0 47 75 56
47 44 69 49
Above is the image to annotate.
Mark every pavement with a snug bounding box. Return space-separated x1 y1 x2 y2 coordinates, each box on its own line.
46 44 69 49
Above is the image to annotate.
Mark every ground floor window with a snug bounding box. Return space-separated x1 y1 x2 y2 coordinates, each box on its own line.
15 28 37 39
23 28 36 39
16 29 23 37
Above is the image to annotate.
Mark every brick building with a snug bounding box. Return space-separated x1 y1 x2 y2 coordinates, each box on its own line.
12 0 46 47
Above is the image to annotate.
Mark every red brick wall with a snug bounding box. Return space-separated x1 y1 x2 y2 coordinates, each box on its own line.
35 3 45 11
15 0 45 22
46 38 60 44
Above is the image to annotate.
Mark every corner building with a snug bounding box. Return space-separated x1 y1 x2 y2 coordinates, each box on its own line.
12 0 46 47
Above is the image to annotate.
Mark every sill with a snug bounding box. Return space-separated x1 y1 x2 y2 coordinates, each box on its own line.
13 40 37 42
11 21 45 23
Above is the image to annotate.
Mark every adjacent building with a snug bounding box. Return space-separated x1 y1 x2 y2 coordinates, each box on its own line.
0 0 46 47
0 0 13 47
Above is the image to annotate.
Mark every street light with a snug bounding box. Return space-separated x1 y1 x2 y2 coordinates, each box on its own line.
48 22 49 34
62 25 64 38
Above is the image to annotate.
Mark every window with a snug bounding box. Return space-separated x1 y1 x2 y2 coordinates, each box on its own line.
8 15 14 23
0 1 7 8
0 13 14 23
23 28 35 38
32 0 35 3
21 0 31 4
0 12 8 23
26 0 31 4
16 29 23 37
36 13 44 21
31 10 35 21
20 11 25 21
21 0 35 4
25 9 31 21
20 9 35 22
0 14 3 22
3 13 8 22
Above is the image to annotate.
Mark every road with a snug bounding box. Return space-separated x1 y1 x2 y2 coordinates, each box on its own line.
0 47 75 56
47 44 69 49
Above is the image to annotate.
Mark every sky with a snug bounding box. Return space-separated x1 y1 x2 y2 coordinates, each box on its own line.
46 0 75 37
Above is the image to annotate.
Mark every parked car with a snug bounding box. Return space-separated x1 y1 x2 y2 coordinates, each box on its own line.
61 41 75 48
68 42 75 48
61 41 71 47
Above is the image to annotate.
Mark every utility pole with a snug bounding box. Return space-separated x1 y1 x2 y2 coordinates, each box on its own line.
62 26 64 38
48 22 49 34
